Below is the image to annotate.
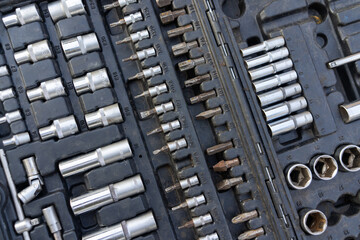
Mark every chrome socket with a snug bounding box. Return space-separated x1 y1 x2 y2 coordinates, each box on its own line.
0 110 22 124
268 111 313 136
82 211 157 240
335 145 360 172
129 29 150 43
70 174 145 215
185 194 206 209
192 213 213 228
14 40 53 65
48 0 86 22
59 139 132 177
286 163 312 190
310 155 338 180
0 65 9 77
180 175 199 190
103 0 138 11
0 88 15 102
27 78 66 102
61 33 100 59
42 206 62 240
339 100 360 123
199 233 219 240
2 4 41 28
263 97 307 122
253 70 297 93
14 218 40 234
258 83 302 107
73 68 111 95
147 83 168 97
39 115 79 141
300 209 327 235
245 47 289 69
161 120 181 133
249 58 293 81
3 132 31 147
167 138 187 152
241 36 285 57
123 11 143 25
85 104 123 129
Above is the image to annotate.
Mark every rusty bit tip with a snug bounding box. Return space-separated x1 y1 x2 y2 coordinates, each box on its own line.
206 141 233 155
196 107 222 120
147 127 162 136
122 54 138 62
160 9 186 24
153 145 168 155
165 183 180 193
139 109 155 119
110 19 125 28
103 2 119 11
171 202 187 211
167 24 193 38
116 36 131 45
232 210 259 224
134 91 149 99
238 227 265 240
217 177 243 191
178 220 194 229
184 74 211 87
128 72 144 81
213 158 240 172
190 90 216 104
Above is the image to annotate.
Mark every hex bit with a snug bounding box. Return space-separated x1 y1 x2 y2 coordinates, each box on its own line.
172 41 198 56
213 158 240 172
184 74 211 87
168 24 193 38
179 57 205 71
190 90 216 104
160 9 186 24
123 47 156 62
128 66 162 81
103 0 137 10
156 0 173 7
139 101 174 119
135 83 167 99
217 177 243 191
196 107 222 120
116 29 149 44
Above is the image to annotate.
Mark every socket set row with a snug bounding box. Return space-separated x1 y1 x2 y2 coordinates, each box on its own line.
0 0 360 240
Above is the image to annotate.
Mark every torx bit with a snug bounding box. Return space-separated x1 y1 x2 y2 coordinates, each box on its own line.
184 73 211 87
238 227 265 240
179 57 205 72
116 29 149 44
160 9 186 24
168 24 193 38
178 213 212 229
110 11 143 27
172 41 198 56
327 52 360 68
153 138 187 155
147 119 181 135
139 101 174 119
190 90 216 104
123 47 156 62
156 0 173 7
128 65 162 81
207 141 233 155
217 177 243 191
232 210 259 224
213 158 240 172
135 83 168 99
196 107 222 120
103 0 137 10
165 175 199 193
172 194 206 211
0 110 22 125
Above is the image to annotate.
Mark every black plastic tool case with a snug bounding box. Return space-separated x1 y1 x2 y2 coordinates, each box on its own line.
0 0 359 239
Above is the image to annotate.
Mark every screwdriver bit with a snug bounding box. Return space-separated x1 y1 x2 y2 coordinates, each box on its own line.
168 24 193 38
179 57 205 71
0 110 22 125
172 194 206 211
196 107 222 120
172 41 198 56
123 47 156 62
165 175 199 193
217 177 243 191
232 210 259 224
213 158 240 172
103 0 137 10
128 66 162 81
116 29 149 44
238 227 265 240
190 90 216 104
153 138 187 155
178 213 212 229
139 101 174 119
160 9 186 24
184 74 211 87
110 11 143 27
156 0 173 7
135 83 168 99
207 141 233 155
147 119 181 135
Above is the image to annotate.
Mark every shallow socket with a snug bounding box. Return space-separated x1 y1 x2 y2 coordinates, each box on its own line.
286 164 312 190
310 155 338 180
300 209 327 235
335 145 360 172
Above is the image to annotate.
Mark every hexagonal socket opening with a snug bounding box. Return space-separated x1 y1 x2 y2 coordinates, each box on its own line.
301 210 327 235
337 145 360 172
312 155 338 180
287 164 312 189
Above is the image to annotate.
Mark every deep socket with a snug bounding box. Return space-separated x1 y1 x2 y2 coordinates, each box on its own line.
339 100 360 123
85 104 123 129
27 78 66 102
286 164 312 190
262 97 307 122
245 47 289 69
268 111 313 136
253 70 297 93
241 36 285 57
257 83 302 107
249 58 293 81
335 145 360 172
73 68 111 94
0 110 22 124
300 209 327 235
48 0 86 22
310 155 338 180
14 40 53 65
39 116 79 140
2 4 41 28
3 132 31 147
61 33 100 59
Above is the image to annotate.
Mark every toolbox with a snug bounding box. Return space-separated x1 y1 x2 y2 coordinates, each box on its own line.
0 0 359 239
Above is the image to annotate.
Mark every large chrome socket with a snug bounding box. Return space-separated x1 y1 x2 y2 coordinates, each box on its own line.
59 139 133 177
73 68 111 95
258 83 302 107
263 97 307 122
300 209 327 235
70 174 145 215
61 33 100 59
27 78 66 102
310 155 338 180
339 100 360 123
335 145 360 172
39 115 79 141
14 40 53 65
286 164 312 190
268 111 313 136
85 104 123 129
48 0 86 22
2 4 41 28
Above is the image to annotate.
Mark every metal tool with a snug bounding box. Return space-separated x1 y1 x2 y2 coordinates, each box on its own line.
232 210 259 224
160 9 186 24
116 29 150 44
73 68 111 94
82 211 157 240
172 41 198 56
39 115 79 140
300 209 327 235
178 213 212 229
147 119 180 136
110 11 143 27
128 66 162 81
217 177 243 191
196 107 222 120
199 233 219 240
42 206 62 240
168 24 193 38
14 218 40 235
253 70 297 93
14 40 53 65
0 88 15 102
257 83 302 107
184 73 211 87
139 101 174 119
178 57 205 71
172 194 206 211
103 0 137 11
238 227 265 240
262 97 307 122
268 111 313 136
70 174 144 215
85 103 123 129
190 90 216 104
153 138 187 155
245 47 289 69
2 3 41 28
27 78 66 102
156 0 173 7
48 0 86 22
327 52 360 68
335 145 360 172
61 33 100 59
134 83 167 99
286 163 312 190
3 132 31 147
0 65 9 77
123 47 156 62
59 139 132 177
213 158 240 172
241 36 285 57
249 58 293 81
18 157 44 204
165 175 199 193
339 100 360 123
0 110 22 125
207 141 233 155
310 155 338 180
